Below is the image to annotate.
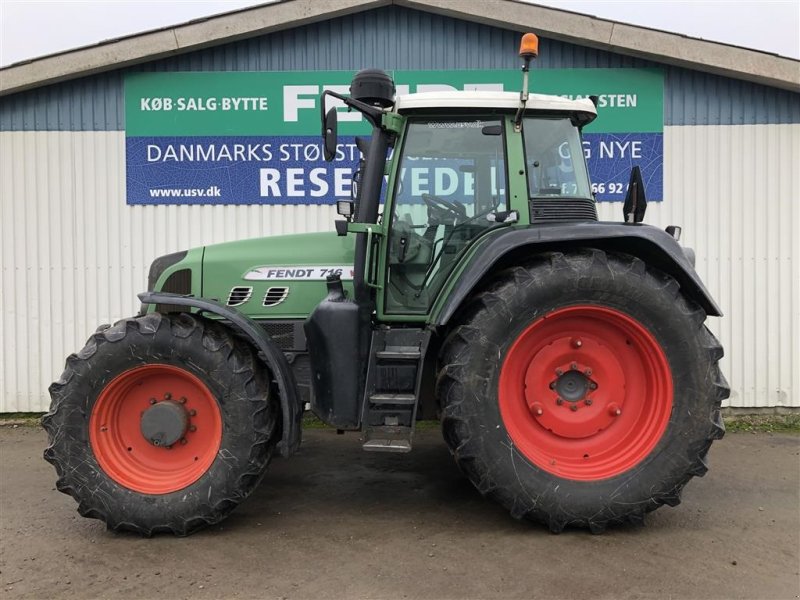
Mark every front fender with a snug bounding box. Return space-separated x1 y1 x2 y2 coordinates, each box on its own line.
433 222 722 326
139 292 302 457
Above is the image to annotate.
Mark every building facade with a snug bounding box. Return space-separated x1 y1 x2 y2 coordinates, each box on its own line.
1 0 798 412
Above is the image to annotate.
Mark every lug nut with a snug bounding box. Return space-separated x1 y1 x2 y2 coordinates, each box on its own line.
149 398 156 405
152 439 160 446
584 398 593 406
584 368 593 376
571 338 583 349
180 438 188 445
589 382 598 390
556 398 564 405
555 368 563 376
189 409 197 416
570 362 578 370
608 403 622 416
570 404 578 412
549 381 556 389
164 392 172 400
189 425 197 432
179 396 187 404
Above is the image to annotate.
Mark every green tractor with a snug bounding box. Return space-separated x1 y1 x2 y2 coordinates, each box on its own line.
44 34 728 535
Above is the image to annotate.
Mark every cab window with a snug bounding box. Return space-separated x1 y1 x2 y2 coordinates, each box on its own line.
523 117 591 199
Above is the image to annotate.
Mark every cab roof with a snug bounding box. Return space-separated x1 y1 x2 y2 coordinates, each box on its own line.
393 90 597 124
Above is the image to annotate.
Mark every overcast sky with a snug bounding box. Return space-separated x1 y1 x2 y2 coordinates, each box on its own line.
0 0 798 68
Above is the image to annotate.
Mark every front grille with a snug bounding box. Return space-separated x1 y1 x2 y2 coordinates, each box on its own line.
530 197 598 222
263 286 289 307
227 286 253 307
155 268 191 313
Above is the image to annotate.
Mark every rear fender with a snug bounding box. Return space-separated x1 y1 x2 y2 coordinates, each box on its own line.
139 292 302 457
433 222 722 326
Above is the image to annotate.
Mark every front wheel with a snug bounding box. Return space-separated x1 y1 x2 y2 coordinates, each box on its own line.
43 313 278 536
436 250 728 532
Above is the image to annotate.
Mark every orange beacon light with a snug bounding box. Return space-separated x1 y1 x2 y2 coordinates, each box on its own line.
519 32 539 59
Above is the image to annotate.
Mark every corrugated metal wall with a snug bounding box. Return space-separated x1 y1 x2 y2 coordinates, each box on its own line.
1 4 799 411
3 6 800 130
2 124 798 411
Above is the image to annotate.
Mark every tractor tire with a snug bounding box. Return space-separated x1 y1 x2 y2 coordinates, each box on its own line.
42 312 278 536
436 249 728 533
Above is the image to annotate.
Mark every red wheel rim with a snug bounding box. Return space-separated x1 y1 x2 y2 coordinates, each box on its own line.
89 365 222 494
498 305 672 480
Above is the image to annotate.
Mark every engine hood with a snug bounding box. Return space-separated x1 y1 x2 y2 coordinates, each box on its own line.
202 231 355 319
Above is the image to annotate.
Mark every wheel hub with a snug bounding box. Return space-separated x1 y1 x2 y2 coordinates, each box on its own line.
554 369 590 402
528 354 621 439
140 398 188 447
89 364 222 494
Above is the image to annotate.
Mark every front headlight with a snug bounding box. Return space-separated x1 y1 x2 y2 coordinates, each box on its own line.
147 251 187 291
140 251 190 315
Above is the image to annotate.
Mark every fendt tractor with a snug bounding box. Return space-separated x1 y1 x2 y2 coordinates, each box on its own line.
44 34 729 536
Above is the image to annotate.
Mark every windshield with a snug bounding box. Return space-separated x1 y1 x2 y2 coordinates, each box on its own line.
523 117 591 199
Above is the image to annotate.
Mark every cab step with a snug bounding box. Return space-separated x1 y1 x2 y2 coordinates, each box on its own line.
362 426 413 453
360 328 431 454
375 347 421 360
369 393 416 405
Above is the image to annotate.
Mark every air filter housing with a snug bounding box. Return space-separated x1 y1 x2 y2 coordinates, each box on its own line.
350 69 395 108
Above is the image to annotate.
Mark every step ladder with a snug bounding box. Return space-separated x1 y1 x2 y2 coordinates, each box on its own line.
361 328 430 453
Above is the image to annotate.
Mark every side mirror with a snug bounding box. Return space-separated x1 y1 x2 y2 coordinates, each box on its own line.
322 107 338 162
623 165 647 223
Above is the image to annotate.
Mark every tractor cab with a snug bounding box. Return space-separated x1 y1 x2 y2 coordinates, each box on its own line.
384 91 597 314
321 70 598 314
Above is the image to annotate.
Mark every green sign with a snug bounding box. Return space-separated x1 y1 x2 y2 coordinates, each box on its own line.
125 68 663 136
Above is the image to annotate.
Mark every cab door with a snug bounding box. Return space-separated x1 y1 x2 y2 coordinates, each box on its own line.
378 116 511 317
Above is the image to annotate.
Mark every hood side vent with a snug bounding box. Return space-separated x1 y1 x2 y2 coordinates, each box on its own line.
227 286 253 307
263 287 289 307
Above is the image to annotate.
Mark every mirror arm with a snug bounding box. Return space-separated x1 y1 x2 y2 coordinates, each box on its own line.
321 90 385 128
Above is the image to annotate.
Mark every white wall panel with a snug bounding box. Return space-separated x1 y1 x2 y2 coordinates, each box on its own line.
597 124 799 409
2 125 798 411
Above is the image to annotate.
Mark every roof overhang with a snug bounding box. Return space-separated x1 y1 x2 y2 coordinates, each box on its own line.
1 0 797 97
409 0 799 93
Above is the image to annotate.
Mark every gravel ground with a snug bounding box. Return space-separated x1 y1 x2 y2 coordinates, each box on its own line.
1 426 798 600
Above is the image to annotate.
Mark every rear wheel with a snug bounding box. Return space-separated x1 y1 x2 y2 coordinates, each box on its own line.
436 250 728 532
43 313 278 536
